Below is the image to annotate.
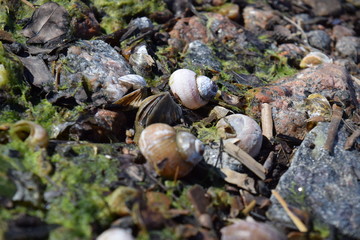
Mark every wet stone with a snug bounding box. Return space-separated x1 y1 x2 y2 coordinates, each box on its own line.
184 40 222 72
335 36 360 63
267 122 360 238
307 30 332 51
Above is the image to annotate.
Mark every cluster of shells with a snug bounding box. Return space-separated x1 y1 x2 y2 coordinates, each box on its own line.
111 68 263 179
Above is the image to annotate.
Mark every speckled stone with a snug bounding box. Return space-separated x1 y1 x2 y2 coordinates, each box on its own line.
267 122 360 238
307 30 332 51
335 36 360 63
247 63 359 139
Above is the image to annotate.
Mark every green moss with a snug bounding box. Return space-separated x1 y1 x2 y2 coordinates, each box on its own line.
193 122 220 143
0 42 24 90
93 0 166 33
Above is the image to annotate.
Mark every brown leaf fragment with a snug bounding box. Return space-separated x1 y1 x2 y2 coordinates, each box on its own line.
344 129 360 150
187 185 210 215
324 104 343 153
22 2 70 45
220 168 257 194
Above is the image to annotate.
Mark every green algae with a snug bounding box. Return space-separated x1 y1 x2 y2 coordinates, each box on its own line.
93 0 166 34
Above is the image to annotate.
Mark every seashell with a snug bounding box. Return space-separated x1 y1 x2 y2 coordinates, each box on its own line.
10 120 48 148
112 87 151 110
139 123 204 178
97 228 134 240
169 69 218 110
129 44 155 77
106 74 146 102
299 52 332 68
134 92 182 141
305 93 332 121
216 114 263 157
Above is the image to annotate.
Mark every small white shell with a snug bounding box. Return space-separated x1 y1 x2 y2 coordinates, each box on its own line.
106 74 146 102
169 69 218 109
216 114 263 157
97 228 134 240
299 52 332 68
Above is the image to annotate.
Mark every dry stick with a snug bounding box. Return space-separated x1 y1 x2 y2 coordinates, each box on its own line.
21 0 35 9
263 151 274 175
224 141 266 180
282 15 309 46
344 129 360 150
324 104 343 153
271 190 308 233
261 103 274 140
241 199 256 216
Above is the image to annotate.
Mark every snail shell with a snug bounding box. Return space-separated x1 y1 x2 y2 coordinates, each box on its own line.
216 114 263 157
134 92 182 141
10 120 48 148
139 123 204 178
108 74 146 102
299 52 332 68
169 69 218 109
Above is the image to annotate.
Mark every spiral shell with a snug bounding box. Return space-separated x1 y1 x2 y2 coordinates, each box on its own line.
169 69 218 109
139 123 204 178
216 114 263 157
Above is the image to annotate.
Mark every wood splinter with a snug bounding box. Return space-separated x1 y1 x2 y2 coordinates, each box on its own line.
344 129 360 150
261 103 274 140
324 104 343 153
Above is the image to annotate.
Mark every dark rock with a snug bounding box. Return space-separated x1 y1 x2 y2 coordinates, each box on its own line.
267 122 360 238
307 30 332 51
183 40 222 72
335 36 360 63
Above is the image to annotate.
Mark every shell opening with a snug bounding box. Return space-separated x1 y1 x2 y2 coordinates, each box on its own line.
196 75 218 101
176 131 204 165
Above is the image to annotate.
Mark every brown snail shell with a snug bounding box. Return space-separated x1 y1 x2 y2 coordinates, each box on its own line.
138 123 204 178
134 92 182 141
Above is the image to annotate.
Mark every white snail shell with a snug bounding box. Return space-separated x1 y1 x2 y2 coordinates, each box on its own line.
169 69 218 110
11 120 49 148
139 123 204 178
107 74 146 102
216 114 263 157
299 51 332 68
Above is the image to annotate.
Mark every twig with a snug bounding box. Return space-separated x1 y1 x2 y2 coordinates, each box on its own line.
224 141 266 180
21 0 35 9
324 104 343 153
344 129 360 150
282 15 309 46
241 199 256 216
271 190 308 233
263 151 274 175
261 103 274 140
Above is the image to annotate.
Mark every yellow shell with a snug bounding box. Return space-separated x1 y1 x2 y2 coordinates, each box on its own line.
305 93 332 121
138 123 203 178
300 52 332 68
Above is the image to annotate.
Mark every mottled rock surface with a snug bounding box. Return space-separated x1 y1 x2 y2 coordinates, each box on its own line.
267 122 360 238
335 36 360 63
302 0 341 16
248 63 359 139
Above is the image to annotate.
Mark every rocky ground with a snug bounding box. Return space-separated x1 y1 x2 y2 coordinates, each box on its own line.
0 0 359 239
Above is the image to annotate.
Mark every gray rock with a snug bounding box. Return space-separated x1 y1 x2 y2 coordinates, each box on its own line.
203 142 242 172
336 36 360 63
53 40 134 105
267 122 360 238
184 40 222 72
307 30 332 51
